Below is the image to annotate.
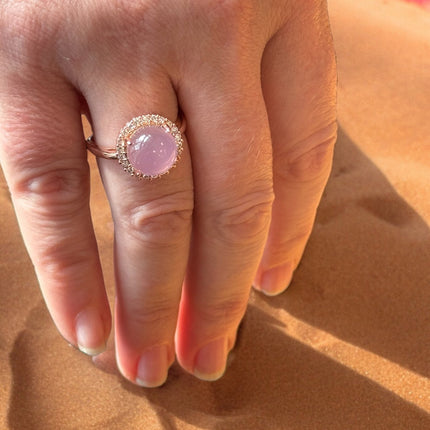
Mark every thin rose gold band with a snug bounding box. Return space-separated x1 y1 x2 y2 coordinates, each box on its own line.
86 135 118 159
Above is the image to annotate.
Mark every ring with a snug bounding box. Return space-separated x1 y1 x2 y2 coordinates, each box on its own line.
86 114 184 179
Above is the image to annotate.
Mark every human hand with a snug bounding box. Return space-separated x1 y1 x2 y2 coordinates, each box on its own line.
0 0 337 387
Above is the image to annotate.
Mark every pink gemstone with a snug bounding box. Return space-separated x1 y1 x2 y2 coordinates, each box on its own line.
127 126 178 177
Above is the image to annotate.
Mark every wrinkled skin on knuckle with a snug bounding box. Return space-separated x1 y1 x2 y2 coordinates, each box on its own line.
119 193 193 247
287 140 334 183
279 122 337 184
0 95 86 218
11 164 89 218
127 208 192 247
211 189 274 246
36 239 95 286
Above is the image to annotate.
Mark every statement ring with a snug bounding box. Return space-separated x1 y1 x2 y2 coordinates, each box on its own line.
86 114 184 179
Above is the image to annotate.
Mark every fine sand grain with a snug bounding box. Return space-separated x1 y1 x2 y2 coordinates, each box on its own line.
0 0 429 428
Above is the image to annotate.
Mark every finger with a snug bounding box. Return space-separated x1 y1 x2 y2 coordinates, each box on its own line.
0 75 111 354
85 73 193 387
175 57 274 380
254 3 337 295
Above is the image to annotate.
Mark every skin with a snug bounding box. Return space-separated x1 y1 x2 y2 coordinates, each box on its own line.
0 0 337 387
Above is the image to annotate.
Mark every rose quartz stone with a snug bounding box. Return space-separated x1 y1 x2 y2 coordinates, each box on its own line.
127 126 178 177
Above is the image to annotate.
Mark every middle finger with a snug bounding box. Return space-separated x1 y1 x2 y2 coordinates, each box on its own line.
175 57 274 381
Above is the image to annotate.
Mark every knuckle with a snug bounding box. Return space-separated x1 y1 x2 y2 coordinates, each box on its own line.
211 188 274 245
12 165 89 218
280 122 337 183
122 192 193 246
36 238 94 285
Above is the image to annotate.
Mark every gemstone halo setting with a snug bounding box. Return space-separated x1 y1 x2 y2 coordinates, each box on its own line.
116 114 184 180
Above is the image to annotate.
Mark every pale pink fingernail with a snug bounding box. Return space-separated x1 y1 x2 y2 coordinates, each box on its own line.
75 308 107 356
258 263 294 296
194 337 227 381
136 345 170 388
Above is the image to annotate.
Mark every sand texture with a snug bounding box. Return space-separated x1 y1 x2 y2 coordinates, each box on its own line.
0 0 429 428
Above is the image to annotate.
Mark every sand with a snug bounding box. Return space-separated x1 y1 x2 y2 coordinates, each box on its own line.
0 0 429 428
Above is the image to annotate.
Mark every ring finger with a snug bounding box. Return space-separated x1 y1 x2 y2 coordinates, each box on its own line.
85 72 194 387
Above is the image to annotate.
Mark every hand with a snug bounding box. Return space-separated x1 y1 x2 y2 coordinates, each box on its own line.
0 0 337 387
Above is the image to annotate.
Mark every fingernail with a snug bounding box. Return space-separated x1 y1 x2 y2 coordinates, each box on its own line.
194 338 227 381
258 263 293 296
136 345 170 388
75 308 107 356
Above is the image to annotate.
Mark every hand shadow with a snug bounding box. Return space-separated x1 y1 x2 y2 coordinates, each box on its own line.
266 126 430 378
141 304 429 430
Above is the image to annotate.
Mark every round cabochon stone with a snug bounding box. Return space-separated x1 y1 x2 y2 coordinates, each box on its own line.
127 126 178 177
